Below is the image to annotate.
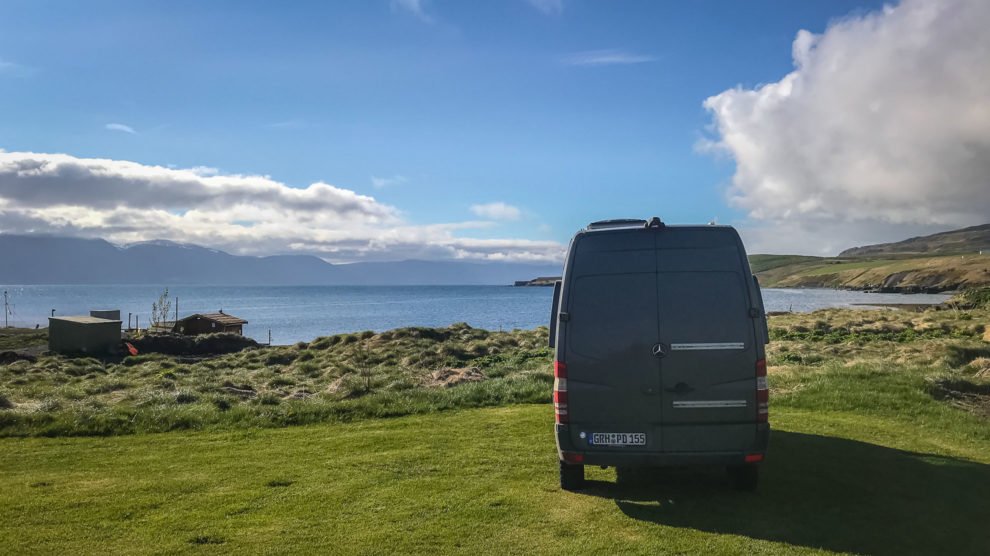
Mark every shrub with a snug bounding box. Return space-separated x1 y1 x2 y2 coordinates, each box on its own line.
951 287 990 309
255 392 281 405
210 395 233 412
265 351 296 366
269 377 295 388
294 361 321 377
39 398 62 412
174 391 199 404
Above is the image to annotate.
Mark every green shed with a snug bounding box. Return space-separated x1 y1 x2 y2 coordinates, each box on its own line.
48 316 122 355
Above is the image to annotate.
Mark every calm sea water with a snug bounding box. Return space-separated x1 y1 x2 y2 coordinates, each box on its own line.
0 285 952 345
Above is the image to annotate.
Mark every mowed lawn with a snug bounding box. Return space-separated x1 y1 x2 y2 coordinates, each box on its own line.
2 404 989 555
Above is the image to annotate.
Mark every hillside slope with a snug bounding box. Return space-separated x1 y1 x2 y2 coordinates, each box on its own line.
753 224 990 292
839 224 990 257
754 253 990 292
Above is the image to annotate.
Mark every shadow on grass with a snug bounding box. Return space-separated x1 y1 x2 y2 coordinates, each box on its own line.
582 432 990 555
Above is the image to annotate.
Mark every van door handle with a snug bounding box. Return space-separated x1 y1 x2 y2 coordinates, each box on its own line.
664 382 694 395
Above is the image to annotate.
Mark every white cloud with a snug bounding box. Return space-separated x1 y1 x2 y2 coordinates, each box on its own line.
390 0 433 23
470 202 522 221
703 0 990 254
527 0 563 16
0 59 16 72
370 174 408 189
563 49 655 66
0 151 563 263
105 123 136 134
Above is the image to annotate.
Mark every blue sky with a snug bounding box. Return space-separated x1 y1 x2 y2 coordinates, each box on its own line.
1 0 985 261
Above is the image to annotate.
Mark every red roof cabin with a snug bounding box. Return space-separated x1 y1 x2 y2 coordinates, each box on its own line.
174 312 247 336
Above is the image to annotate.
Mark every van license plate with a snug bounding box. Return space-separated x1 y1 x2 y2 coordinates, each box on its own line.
589 433 646 446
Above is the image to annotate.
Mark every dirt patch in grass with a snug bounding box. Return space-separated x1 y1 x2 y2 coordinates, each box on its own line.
0 351 38 365
945 345 990 368
188 535 225 545
928 378 990 417
967 358 990 378
426 367 486 388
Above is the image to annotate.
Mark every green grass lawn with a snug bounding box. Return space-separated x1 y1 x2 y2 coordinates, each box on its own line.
2 401 989 555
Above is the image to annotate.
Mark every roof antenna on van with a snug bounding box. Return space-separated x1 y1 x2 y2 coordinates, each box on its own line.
646 216 664 228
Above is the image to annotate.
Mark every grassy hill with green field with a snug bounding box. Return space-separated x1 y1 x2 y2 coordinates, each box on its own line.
750 224 990 292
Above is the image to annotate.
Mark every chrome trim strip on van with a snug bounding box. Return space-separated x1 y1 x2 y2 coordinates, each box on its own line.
670 342 745 351
672 400 747 409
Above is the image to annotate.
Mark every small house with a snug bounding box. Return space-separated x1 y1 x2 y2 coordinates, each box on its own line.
49 316 122 354
174 312 247 336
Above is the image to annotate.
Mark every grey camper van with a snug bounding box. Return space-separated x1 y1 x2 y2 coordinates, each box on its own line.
549 217 770 491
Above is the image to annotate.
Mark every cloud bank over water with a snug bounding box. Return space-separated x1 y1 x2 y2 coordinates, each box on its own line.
704 0 990 254
0 151 563 263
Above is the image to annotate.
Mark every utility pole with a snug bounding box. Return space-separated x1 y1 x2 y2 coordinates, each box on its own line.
175 297 179 323
3 290 8 328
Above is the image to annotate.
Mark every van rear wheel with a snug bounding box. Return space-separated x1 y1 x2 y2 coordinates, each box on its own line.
560 461 585 491
727 463 759 491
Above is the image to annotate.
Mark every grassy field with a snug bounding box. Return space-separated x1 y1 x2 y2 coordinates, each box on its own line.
0 327 47 351
748 254 825 274
0 324 552 436
2 298 990 553
2 401 989 554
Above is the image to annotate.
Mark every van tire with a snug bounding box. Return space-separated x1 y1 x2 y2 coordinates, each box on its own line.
727 464 759 491
560 461 585 491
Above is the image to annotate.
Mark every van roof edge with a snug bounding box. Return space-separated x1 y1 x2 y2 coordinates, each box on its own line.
586 218 648 230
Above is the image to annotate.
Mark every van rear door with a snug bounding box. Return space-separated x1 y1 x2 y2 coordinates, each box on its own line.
656 231 758 453
563 230 661 452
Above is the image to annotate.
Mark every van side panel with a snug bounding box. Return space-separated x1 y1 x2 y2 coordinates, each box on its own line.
562 229 661 453
655 229 760 453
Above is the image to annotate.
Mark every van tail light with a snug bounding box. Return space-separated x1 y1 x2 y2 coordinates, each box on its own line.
561 452 584 464
756 358 768 423
553 361 568 424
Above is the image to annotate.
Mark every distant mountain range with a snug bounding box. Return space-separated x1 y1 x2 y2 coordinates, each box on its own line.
0 235 562 286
